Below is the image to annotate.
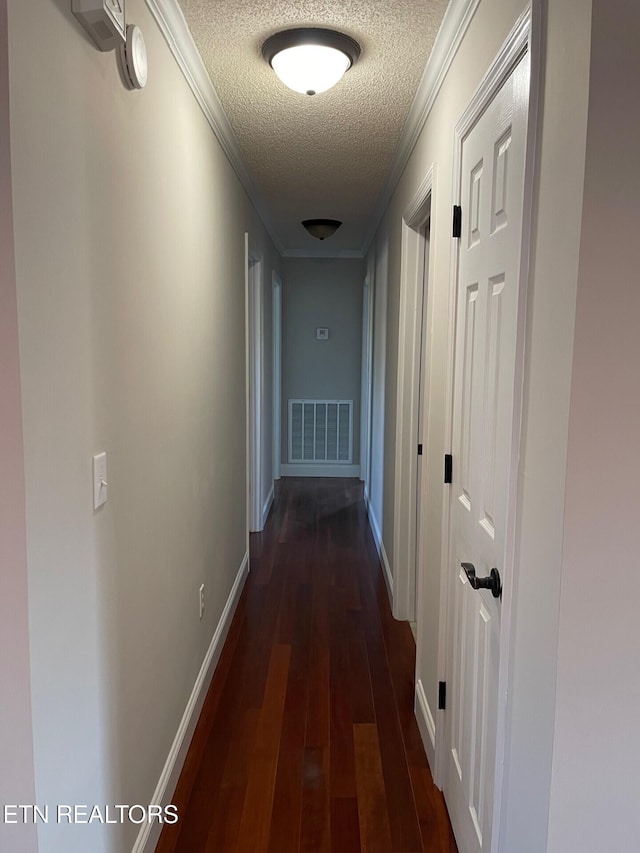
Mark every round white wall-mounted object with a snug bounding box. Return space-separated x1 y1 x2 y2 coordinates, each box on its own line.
121 24 148 89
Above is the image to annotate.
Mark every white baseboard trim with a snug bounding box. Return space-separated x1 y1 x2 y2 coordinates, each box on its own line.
365 499 394 607
133 551 249 853
262 484 274 527
415 678 437 771
281 463 361 478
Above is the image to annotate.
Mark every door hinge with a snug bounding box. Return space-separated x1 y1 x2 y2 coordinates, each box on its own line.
444 453 453 484
452 205 462 239
418 443 423 456
438 681 447 711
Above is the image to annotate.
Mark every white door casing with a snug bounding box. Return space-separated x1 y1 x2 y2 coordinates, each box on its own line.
393 168 434 621
415 219 431 607
272 271 282 482
245 236 264 534
360 274 374 494
443 30 531 853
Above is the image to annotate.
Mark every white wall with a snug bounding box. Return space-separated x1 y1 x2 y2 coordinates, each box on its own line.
546 1 640 849
0 0 37 849
281 257 364 467
7 0 279 850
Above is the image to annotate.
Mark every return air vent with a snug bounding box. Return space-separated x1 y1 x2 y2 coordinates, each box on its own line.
289 400 353 464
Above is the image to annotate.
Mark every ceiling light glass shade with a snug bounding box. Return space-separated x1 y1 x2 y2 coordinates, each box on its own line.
302 219 342 240
271 45 351 95
263 29 361 96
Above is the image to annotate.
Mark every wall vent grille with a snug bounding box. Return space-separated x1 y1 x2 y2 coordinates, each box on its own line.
288 400 353 464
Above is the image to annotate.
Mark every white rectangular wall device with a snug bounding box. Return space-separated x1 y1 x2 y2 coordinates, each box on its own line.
72 0 125 51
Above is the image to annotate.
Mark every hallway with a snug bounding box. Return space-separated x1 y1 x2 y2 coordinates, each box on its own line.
156 479 457 852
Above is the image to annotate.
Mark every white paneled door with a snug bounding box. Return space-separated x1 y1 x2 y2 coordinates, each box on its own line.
445 50 529 853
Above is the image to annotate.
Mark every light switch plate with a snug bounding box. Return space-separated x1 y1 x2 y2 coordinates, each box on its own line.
93 452 108 509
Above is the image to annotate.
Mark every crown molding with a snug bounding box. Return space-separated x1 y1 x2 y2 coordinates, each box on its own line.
361 0 481 256
144 0 284 254
281 247 365 260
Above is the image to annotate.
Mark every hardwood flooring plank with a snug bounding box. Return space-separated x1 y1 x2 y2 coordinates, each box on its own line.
299 746 330 853
346 609 376 725
305 563 330 750
268 584 313 852
408 757 459 853
235 643 291 851
330 797 361 852
356 549 424 851
329 585 357 799
200 707 260 851
203 784 245 852
353 723 393 852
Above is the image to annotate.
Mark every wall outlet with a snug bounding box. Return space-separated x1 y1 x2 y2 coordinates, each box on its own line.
199 584 205 620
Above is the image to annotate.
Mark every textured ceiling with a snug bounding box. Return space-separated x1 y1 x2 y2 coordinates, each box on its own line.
178 0 449 254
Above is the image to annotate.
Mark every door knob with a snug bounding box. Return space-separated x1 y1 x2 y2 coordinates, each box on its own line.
461 562 502 599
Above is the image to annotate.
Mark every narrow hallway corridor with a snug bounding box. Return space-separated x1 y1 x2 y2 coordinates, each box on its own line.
156 479 457 852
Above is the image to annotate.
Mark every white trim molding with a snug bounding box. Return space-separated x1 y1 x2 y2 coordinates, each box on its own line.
360 274 374 490
272 272 282 482
361 0 481 254
134 552 249 853
144 0 283 254
365 494 394 607
262 484 274 527
246 239 265 534
281 247 364 260
392 166 434 621
415 678 436 770
281 463 361 478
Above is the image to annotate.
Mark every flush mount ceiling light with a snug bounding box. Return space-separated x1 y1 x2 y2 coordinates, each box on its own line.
262 28 360 96
302 219 342 240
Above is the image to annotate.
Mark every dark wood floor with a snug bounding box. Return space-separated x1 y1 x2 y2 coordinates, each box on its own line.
156 478 457 852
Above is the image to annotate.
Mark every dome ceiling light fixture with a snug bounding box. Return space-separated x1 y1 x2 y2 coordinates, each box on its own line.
302 219 343 240
262 28 361 96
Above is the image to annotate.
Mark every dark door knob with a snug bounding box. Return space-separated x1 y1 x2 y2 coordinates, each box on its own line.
461 562 502 599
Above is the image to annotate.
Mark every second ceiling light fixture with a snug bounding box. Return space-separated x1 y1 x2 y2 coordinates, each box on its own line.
262 28 361 96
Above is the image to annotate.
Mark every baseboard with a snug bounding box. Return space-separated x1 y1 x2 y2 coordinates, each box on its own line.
281 463 361 478
365 500 394 607
415 678 436 771
133 551 249 853
262 484 274 527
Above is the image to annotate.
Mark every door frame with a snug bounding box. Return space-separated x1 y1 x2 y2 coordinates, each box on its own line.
435 7 541 847
245 235 264 535
360 273 374 496
272 270 282 483
393 167 435 621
